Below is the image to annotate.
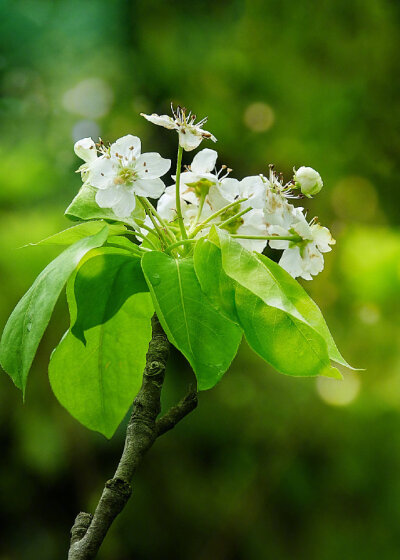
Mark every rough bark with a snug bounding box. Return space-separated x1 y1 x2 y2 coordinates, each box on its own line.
68 315 197 560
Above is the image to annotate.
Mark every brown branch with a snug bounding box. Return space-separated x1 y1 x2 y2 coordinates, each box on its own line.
68 314 197 560
155 385 198 437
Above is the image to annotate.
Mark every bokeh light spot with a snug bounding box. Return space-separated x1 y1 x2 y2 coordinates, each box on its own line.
72 120 100 142
358 303 381 325
331 176 378 222
63 78 113 119
317 373 361 406
244 102 275 132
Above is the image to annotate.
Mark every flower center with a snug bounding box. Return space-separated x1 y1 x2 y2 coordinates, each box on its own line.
114 166 136 186
186 178 214 198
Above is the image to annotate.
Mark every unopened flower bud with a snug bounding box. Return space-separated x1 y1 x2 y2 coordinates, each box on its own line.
294 166 323 198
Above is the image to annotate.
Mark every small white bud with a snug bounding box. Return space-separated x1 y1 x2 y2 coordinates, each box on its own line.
74 138 97 163
294 166 323 197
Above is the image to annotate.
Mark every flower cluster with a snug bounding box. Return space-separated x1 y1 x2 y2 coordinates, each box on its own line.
74 105 335 280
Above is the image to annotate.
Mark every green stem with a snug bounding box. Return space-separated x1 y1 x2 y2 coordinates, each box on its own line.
231 234 302 241
138 197 177 244
219 207 251 228
165 238 197 254
191 192 206 230
132 223 158 238
106 242 144 255
137 197 169 246
175 145 188 240
189 198 247 238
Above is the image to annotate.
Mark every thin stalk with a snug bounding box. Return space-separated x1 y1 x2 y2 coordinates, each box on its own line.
189 198 247 238
137 198 169 246
218 206 251 228
175 145 187 240
125 230 158 250
191 192 206 230
137 197 177 243
165 238 197 254
106 242 144 256
231 234 302 241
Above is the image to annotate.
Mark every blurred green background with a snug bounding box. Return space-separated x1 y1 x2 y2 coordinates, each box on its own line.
1 0 400 558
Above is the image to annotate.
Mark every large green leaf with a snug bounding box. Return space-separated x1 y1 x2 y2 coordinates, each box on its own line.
193 238 238 323
49 292 153 438
71 253 148 343
235 285 339 378
27 220 126 246
65 183 144 227
0 227 109 394
256 254 353 369
213 227 350 370
141 251 242 390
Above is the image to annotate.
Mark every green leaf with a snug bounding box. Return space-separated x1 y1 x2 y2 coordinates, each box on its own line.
65 184 145 227
49 292 153 438
193 238 238 323
213 227 351 370
27 220 126 247
71 253 148 343
141 251 242 390
256 254 353 369
236 285 340 378
0 226 109 394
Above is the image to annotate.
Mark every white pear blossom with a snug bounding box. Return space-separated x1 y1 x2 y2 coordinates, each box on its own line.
141 105 217 151
75 134 171 219
178 148 240 207
269 217 335 280
294 166 323 197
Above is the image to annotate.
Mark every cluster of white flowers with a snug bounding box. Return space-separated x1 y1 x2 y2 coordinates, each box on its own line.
74 105 334 280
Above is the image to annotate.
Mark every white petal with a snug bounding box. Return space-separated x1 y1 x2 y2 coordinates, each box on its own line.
110 135 141 160
141 113 177 130
134 177 165 199
136 152 171 179
95 186 123 208
74 138 97 162
157 191 177 221
179 171 199 186
218 178 241 203
178 129 203 151
207 185 231 212
267 225 290 250
181 189 199 205
293 219 313 240
112 189 136 218
202 128 217 143
240 209 268 236
305 245 325 276
311 224 335 252
279 247 304 278
240 176 266 209
88 157 115 189
191 149 218 174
